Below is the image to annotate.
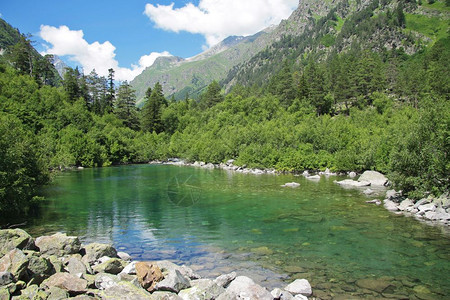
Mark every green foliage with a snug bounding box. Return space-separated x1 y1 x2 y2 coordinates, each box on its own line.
114 81 139 130
0 112 49 214
141 83 166 133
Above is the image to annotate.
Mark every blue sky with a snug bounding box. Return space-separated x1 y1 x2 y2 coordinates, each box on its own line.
0 0 297 81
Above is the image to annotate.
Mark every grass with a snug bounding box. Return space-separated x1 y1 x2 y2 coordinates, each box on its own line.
405 13 449 41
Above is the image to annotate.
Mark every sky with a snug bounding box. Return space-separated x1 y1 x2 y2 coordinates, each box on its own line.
0 0 298 81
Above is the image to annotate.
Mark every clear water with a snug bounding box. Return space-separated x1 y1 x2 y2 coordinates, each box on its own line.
25 165 450 298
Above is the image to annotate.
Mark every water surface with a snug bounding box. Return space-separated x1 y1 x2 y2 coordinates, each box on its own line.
26 165 450 298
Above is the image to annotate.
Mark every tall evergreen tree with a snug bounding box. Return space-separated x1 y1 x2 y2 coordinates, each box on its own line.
141 83 166 133
105 68 115 113
200 80 223 108
114 81 139 130
63 67 81 103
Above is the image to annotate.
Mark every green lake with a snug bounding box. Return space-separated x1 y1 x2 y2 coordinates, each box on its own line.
25 164 450 298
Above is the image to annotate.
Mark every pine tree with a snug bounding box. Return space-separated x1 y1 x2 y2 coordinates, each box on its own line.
105 68 115 113
200 80 223 108
63 67 81 103
141 82 166 133
115 81 139 130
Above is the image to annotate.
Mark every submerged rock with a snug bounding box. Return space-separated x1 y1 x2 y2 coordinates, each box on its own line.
281 182 300 188
356 278 393 293
383 200 399 211
305 175 320 180
335 179 370 187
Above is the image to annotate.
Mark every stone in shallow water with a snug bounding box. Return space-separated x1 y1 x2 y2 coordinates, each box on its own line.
250 246 274 256
284 279 312 296
281 182 300 188
283 266 305 274
356 278 393 293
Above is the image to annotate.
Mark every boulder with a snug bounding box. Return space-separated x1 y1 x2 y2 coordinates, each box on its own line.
349 172 357 178
385 190 403 202
335 179 370 187
221 276 272 300
14 284 47 300
271 287 283 299
366 199 381 205
35 232 81 256
92 258 126 275
358 171 388 186
155 269 190 293
214 272 236 288
26 255 54 285
98 281 152 300
178 279 225 300
82 243 117 265
414 198 430 209
117 252 132 262
0 288 9 300
66 256 89 276
47 286 69 300
250 246 273 256
383 200 399 212
120 261 137 275
0 249 29 280
151 291 183 300
281 182 300 188
0 272 14 286
305 175 320 180
155 261 200 280
135 262 163 292
418 203 436 213
397 199 414 211
356 278 393 293
284 279 312 296
43 272 87 294
0 229 34 256
363 188 374 195
46 255 64 273
94 272 121 290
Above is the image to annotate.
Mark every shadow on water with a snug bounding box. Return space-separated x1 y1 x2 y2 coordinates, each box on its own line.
23 164 450 298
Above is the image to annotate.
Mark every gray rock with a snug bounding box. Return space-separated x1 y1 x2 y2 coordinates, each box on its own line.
155 269 190 293
94 272 120 290
293 295 308 300
0 249 29 280
398 199 414 211
151 291 183 300
0 287 9 300
35 232 81 256
436 193 450 209
302 171 310 177
178 279 225 300
383 200 399 211
363 188 374 195
214 272 236 288
43 272 87 294
281 182 300 188
117 252 131 262
0 272 14 286
67 256 89 276
14 284 47 299
0 229 34 256
366 199 382 205
418 203 436 213
155 261 200 280
47 286 69 300
356 278 392 293
98 281 152 300
82 243 118 265
335 179 370 187
120 261 137 275
414 198 430 209
305 175 320 181
92 258 126 275
26 255 54 285
349 172 357 178
271 287 282 299
284 279 312 296
46 255 64 273
223 276 272 300
435 211 450 221
385 190 402 202
424 211 438 220
280 290 294 300
358 171 388 186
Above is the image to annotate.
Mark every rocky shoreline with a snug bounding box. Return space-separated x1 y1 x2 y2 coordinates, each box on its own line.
0 229 312 300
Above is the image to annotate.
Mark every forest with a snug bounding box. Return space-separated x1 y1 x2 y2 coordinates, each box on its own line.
0 11 449 216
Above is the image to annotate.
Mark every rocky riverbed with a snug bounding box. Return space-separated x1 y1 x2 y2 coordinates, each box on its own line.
0 229 312 300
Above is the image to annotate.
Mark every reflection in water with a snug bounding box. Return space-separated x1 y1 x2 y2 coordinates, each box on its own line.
26 164 450 296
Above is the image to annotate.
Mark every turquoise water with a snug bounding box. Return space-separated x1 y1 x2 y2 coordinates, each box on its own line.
26 165 449 298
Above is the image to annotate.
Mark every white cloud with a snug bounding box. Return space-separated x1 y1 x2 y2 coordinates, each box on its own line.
39 25 171 81
144 0 298 48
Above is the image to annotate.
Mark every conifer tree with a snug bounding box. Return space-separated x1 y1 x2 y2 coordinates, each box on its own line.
115 81 139 130
141 82 166 133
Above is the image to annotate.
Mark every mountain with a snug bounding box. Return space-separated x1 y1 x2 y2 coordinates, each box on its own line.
131 27 276 104
224 0 450 88
52 55 69 78
132 0 448 103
